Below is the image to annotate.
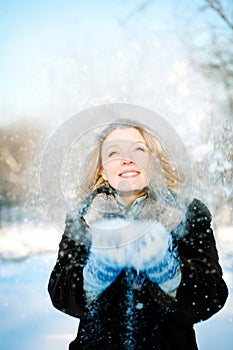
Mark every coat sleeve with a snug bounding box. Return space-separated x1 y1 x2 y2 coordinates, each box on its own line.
148 198 228 324
48 214 91 318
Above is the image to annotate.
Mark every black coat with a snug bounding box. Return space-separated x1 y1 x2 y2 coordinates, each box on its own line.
48 197 228 350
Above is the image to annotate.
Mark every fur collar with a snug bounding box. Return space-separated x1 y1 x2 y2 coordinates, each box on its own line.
82 192 185 234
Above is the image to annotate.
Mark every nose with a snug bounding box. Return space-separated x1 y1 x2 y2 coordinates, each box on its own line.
121 158 134 165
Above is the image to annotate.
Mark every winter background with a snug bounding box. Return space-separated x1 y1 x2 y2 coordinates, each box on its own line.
0 0 233 349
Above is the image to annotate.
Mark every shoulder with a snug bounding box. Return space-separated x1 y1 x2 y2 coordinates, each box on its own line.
171 198 212 239
186 198 212 223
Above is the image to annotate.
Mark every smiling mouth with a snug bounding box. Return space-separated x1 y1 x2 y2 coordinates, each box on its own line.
119 171 140 178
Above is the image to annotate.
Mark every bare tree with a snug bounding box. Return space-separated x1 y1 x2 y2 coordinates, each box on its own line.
120 0 233 223
194 0 233 112
192 1 233 223
202 0 233 30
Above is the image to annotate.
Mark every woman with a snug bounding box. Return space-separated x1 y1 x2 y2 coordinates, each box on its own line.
48 119 228 349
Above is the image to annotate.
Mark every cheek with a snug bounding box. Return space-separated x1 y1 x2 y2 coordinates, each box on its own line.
103 160 118 179
134 154 150 172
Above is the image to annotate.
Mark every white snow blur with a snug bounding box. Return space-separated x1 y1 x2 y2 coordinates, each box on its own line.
0 221 232 264
0 223 60 260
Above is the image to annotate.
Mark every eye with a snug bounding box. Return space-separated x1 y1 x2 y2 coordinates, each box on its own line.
135 147 145 152
108 150 119 158
133 144 148 152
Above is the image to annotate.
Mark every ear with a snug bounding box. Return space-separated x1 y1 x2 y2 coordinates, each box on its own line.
100 166 107 181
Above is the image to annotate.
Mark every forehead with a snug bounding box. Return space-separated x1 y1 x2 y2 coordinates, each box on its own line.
102 127 145 144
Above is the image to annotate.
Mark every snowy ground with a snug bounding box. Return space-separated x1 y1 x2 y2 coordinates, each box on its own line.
0 225 232 350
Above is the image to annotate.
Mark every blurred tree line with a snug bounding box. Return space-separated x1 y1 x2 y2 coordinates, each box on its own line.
0 125 41 225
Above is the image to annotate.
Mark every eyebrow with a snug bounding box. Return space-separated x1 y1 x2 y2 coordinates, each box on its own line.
105 141 146 147
103 145 119 151
135 141 147 145
103 141 147 151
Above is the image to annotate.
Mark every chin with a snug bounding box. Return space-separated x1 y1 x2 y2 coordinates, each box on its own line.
117 186 145 194
111 178 148 194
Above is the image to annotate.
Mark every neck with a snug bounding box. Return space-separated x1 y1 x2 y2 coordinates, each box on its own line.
117 189 147 206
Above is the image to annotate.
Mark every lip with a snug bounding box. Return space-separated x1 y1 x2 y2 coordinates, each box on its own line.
118 169 140 178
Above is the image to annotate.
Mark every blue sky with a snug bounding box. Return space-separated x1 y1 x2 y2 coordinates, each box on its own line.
0 0 228 127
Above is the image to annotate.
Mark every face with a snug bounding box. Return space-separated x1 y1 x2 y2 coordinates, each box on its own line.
101 127 151 200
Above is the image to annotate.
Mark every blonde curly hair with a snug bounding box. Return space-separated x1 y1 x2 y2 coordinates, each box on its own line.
77 119 182 205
